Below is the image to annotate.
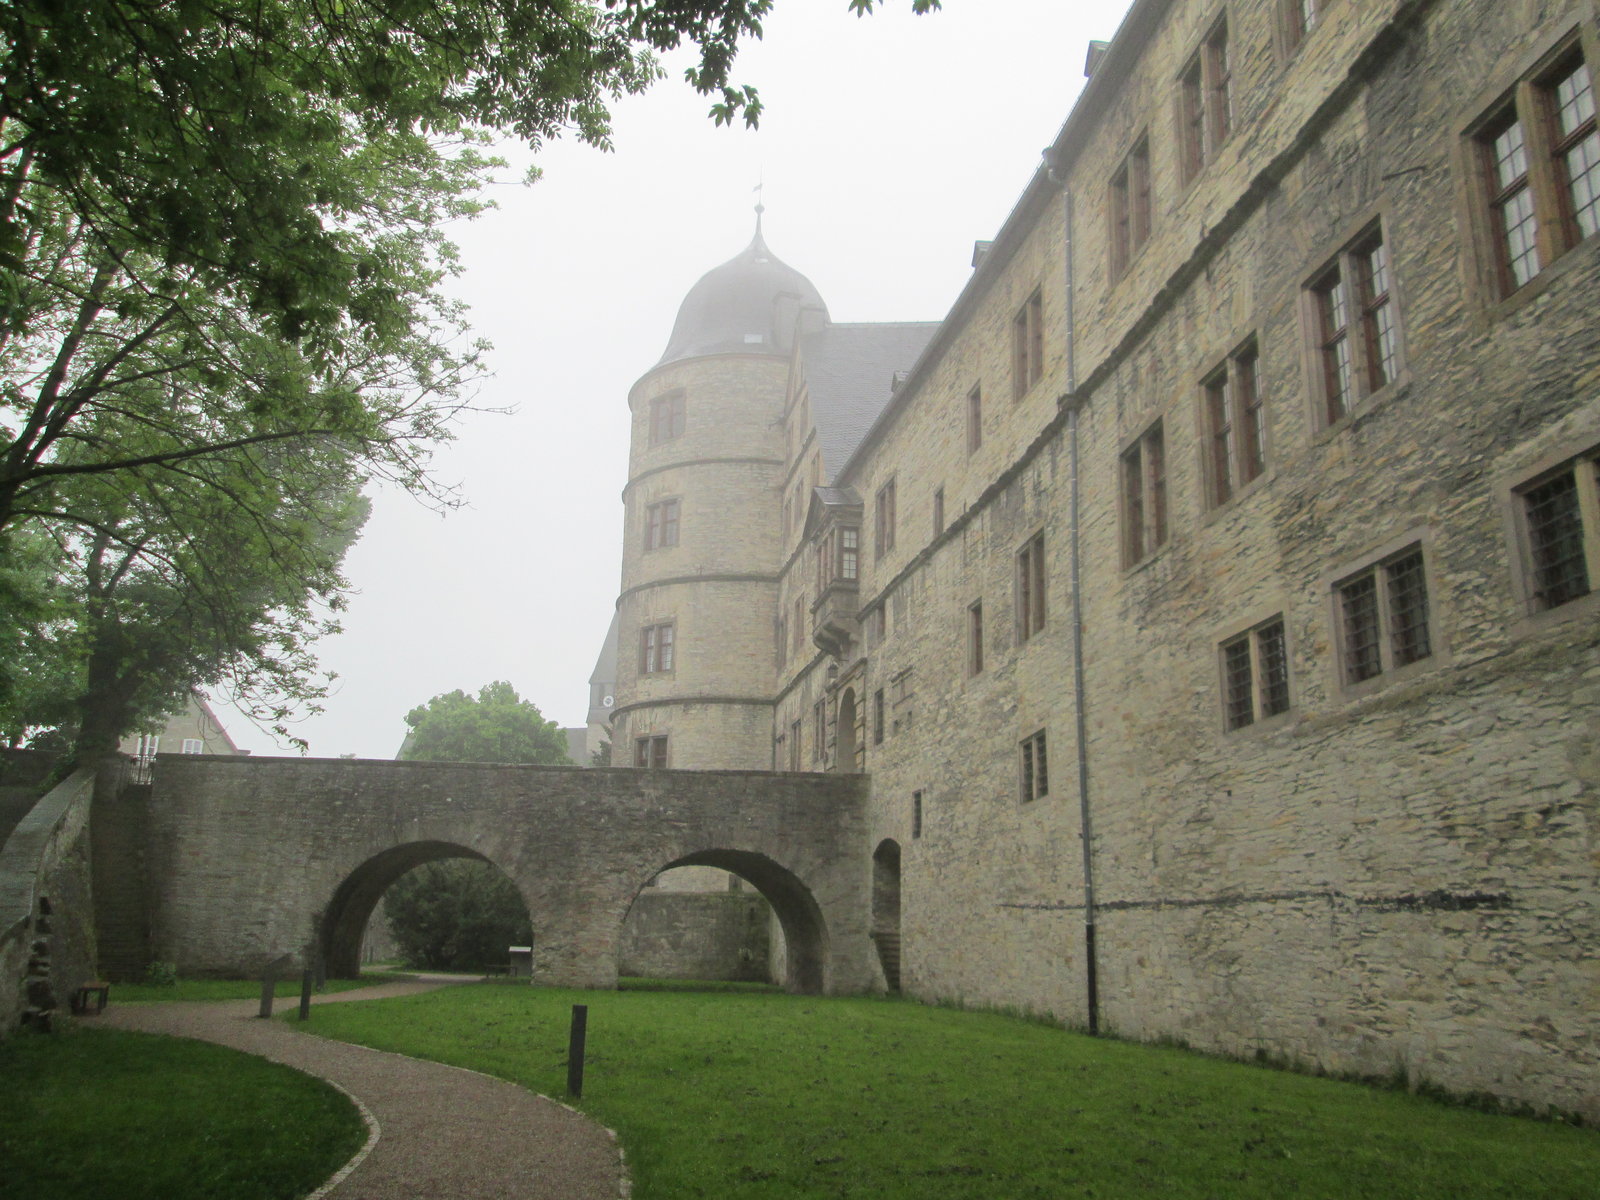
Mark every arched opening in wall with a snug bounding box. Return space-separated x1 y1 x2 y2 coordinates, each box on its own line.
619 850 829 994
836 688 859 774
318 841 531 980
872 839 902 993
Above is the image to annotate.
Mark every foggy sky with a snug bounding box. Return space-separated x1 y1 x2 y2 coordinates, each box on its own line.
218 1 1135 759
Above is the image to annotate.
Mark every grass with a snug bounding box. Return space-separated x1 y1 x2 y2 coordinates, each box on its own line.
113 969 415 1003
298 983 1600 1200
0 1024 364 1200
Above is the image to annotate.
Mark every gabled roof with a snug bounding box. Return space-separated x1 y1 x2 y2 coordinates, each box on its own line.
801 485 863 541
798 322 939 483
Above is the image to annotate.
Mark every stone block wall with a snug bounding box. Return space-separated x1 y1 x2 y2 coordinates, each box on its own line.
618 890 771 981
766 0 1599 1117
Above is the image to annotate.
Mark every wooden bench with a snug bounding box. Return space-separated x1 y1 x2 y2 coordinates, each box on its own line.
70 981 110 1015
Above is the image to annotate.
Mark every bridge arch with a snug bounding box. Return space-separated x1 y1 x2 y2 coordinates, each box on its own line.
627 849 830 993
318 840 524 978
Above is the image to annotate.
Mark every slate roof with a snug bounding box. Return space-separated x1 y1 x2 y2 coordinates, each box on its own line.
657 220 828 367
799 322 940 483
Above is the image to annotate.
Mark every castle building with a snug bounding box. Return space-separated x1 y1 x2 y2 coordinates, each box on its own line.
606 0 1600 1116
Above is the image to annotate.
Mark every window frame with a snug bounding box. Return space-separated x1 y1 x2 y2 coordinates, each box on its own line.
1015 531 1047 643
1120 420 1169 568
634 734 669 769
1012 288 1045 400
1328 539 1441 695
1465 36 1599 303
1109 135 1152 279
875 477 897 559
639 621 676 675
967 599 985 677
1280 0 1320 57
872 687 886 745
1303 219 1405 430
1019 729 1049 803
1179 15 1233 186
647 390 686 446
1217 614 1292 733
966 384 984 454
1200 338 1267 509
1504 442 1600 625
644 497 681 551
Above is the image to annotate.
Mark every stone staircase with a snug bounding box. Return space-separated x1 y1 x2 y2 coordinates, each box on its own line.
872 929 901 993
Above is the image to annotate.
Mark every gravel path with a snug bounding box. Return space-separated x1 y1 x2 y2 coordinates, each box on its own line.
100 979 626 1200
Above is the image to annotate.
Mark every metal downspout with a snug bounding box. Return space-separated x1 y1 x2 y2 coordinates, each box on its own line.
1048 157 1100 1036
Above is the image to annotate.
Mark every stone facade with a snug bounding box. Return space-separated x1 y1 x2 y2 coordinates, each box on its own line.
607 0 1600 1116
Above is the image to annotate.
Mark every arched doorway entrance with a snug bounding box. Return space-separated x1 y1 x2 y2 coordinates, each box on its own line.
836 688 859 773
317 840 529 979
871 839 902 992
620 849 831 993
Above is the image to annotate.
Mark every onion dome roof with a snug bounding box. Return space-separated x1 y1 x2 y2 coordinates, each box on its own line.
657 214 828 366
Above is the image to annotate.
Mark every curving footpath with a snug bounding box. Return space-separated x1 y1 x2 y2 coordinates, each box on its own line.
101 979 626 1200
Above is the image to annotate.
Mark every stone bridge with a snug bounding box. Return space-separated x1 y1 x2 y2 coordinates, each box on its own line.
93 756 876 993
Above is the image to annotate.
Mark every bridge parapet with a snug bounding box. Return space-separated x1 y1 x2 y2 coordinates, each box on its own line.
123 755 875 993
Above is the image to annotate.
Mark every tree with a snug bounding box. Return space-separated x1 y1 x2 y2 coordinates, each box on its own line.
399 681 571 765
388 680 566 971
0 1 939 354
385 858 532 972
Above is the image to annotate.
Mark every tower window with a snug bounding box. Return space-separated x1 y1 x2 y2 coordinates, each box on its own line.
645 499 680 550
648 391 686 445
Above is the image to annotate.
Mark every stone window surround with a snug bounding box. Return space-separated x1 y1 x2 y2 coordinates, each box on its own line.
639 621 676 675
1019 728 1049 803
1498 430 1600 635
1322 528 1448 700
1108 132 1152 281
1277 0 1325 61
647 389 686 446
1012 287 1045 400
1119 416 1170 571
1214 608 1293 735
1197 334 1268 511
633 734 668 769
1177 9 1233 187
1015 529 1047 643
1454 25 1600 316
967 598 985 677
643 496 681 551
1298 212 1409 436
875 476 897 560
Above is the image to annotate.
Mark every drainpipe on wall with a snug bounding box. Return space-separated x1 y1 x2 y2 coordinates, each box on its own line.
1045 151 1100 1037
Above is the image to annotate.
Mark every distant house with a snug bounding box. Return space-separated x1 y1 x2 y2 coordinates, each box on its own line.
120 693 245 766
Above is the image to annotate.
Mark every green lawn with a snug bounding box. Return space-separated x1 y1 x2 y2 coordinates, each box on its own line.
0 1025 364 1200
298 984 1599 1200
114 970 412 1003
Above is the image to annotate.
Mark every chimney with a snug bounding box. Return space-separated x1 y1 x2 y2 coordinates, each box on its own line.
971 240 994 270
1085 41 1110 77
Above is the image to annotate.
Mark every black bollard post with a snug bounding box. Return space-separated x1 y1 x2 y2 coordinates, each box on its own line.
567 1004 588 1100
298 968 313 1021
258 971 275 1019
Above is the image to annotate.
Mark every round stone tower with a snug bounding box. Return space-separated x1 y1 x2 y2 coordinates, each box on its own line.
612 216 827 770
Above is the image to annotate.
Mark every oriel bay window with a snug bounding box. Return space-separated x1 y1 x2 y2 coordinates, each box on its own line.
816 525 860 591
